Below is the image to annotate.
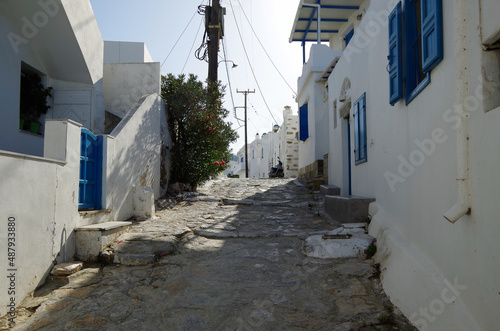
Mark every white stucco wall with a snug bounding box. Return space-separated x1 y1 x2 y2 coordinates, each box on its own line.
0 119 81 318
238 107 299 179
297 44 340 170
104 94 163 221
320 0 500 329
103 62 160 118
480 0 500 46
104 41 153 64
0 0 103 156
247 135 262 178
271 107 299 178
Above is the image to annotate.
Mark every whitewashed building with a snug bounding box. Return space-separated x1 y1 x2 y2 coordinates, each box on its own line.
236 106 299 179
290 0 500 330
0 0 169 317
270 106 299 178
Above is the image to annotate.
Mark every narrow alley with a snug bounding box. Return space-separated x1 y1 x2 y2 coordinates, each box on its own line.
4 178 415 330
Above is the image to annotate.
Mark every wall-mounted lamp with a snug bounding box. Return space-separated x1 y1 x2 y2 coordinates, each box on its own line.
218 60 238 68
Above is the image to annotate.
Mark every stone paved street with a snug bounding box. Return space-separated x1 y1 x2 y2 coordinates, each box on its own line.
2 178 415 330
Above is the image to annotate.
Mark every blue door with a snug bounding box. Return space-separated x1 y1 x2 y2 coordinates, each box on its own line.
79 128 102 210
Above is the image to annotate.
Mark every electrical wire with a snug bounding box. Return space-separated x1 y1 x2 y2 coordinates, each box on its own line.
222 38 240 125
250 102 273 124
182 17 205 74
195 4 210 62
247 117 259 132
228 0 278 125
236 0 297 97
161 9 198 68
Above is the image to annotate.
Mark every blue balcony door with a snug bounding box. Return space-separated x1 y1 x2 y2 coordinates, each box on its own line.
79 128 103 210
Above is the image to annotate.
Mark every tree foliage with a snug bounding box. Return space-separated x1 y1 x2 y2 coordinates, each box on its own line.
161 74 237 188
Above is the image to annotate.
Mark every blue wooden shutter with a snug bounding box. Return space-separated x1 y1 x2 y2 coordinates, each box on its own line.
354 93 367 165
421 0 443 73
388 2 403 105
353 101 360 162
299 104 309 141
345 29 354 47
359 94 367 163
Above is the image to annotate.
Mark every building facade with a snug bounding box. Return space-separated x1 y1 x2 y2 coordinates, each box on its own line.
290 0 500 330
234 106 299 179
0 0 169 316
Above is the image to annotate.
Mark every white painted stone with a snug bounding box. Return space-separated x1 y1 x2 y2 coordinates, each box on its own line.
51 262 83 276
133 186 155 219
304 231 374 259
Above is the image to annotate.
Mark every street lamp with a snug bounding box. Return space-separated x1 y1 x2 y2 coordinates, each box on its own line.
218 60 238 68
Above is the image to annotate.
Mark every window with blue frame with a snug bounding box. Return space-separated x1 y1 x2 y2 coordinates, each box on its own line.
299 103 309 141
388 0 443 105
353 93 367 165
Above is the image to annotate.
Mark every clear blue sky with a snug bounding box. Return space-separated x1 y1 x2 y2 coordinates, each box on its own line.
89 0 307 153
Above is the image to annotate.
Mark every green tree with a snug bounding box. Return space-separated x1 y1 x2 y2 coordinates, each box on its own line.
161 74 237 189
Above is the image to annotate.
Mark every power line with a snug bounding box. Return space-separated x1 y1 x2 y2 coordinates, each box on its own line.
228 0 278 125
161 9 198 69
182 17 205 74
249 101 273 126
222 38 236 115
236 0 297 97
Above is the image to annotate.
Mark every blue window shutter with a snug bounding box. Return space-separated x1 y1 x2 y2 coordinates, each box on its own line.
359 94 367 162
421 0 443 73
353 101 360 162
388 2 403 105
354 93 367 165
299 104 309 141
345 29 354 47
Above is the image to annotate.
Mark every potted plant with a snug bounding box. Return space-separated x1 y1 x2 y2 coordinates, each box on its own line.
19 73 52 134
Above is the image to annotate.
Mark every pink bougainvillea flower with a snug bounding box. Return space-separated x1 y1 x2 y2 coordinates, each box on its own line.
214 161 220 166
220 160 226 166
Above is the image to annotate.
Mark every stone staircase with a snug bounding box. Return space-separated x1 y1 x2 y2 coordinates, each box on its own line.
321 185 375 224
75 221 132 262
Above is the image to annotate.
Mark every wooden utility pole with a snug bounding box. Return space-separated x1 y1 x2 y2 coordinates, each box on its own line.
207 0 221 83
236 89 255 178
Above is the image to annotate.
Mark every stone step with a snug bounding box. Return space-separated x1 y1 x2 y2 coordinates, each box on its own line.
75 221 132 262
306 178 327 191
320 185 341 196
325 195 375 224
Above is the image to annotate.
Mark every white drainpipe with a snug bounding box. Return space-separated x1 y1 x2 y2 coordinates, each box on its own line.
302 1 321 44
444 0 471 223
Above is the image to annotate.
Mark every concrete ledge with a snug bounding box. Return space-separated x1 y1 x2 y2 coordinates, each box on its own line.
75 221 132 262
325 195 375 223
306 179 326 191
320 185 341 196
78 209 112 217
76 221 131 231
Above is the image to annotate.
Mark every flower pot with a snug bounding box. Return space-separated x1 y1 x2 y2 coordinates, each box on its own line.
30 121 40 134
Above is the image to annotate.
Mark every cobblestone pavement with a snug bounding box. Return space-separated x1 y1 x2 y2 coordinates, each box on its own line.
2 178 416 331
